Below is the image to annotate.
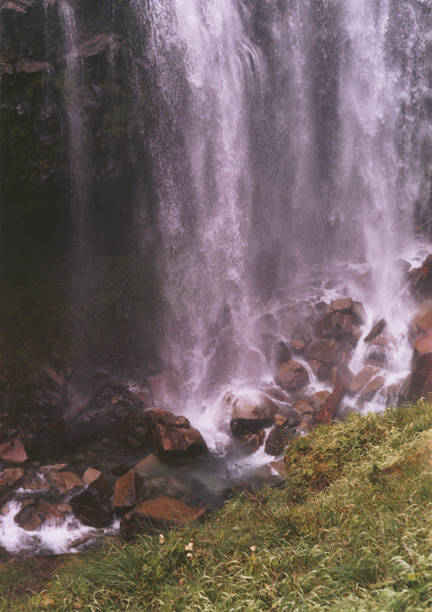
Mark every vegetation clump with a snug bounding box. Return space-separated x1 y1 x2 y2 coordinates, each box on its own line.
5 400 432 610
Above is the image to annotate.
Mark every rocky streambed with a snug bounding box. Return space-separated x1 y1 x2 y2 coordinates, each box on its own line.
2 253 432 558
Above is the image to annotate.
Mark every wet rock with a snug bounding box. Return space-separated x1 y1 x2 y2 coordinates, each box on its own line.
16 61 53 74
46 471 83 494
407 353 432 400
230 420 266 452
308 359 331 381
120 497 207 539
275 360 309 391
77 34 121 59
40 464 68 475
264 427 291 456
409 254 432 298
317 312 355 341
255 313 278 336
133 453 171 480
414 332 432 357
290 338 306 354
311 391 331 414
411 301 432 335
0 467 24 498
262 386 291 403
270 459 288 478
69 384 149 449
294 399 314 416
0 437 27 464
366 345 387 367
364 319 387 343
274 341 292 365
147 410 208 463
140 476 196 503
305 339 342 364
224 389 277 423
70 473 114 528
315 366 351 424
360 376 385 400
351 301 367 325
349 366 380 394
274 413 288 427
114 470 138 515
82 467 102 485
329 298 353 312
14 500 64 531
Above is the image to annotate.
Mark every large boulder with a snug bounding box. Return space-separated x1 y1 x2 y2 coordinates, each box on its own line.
349 366 381 395
407 353 432 400
315 366 351 424
223 389 277 423
275 360 309 391
114 470 139 515
0 437 27 464
14 500 64 531
120 497 207 539
68 384 150 449
70 473 114 528
305 339 342 365
147 410 208 463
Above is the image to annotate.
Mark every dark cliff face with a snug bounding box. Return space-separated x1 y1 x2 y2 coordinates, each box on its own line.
0 0 161 381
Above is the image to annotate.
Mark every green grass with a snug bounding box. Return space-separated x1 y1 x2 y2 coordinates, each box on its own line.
5 400 432 610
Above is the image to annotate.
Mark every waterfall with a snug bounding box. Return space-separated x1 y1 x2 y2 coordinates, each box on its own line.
127 0 432 417
59 0 91 381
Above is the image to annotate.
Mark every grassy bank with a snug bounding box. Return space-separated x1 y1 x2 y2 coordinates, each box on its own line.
4 399 432 610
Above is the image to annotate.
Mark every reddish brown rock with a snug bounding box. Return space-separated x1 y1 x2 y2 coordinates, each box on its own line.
264 427 290 456
412 302 432 335
0 468 24 496
47 471 83 494
311 390 331 413
315 366 351 424
120 497 207 539
82 468 102 485
407 353 432 400
349 366 380 394
308 359 331 381
414 333 432 357
364 319 387 343
290 338 306 354
360 376 385 400
148 410 208 463
276 360 309 391
114 470 138 515
274 413 289 427
14 500 64 531
294 399 314 415
317 312 355 340
329 298 353 312
305 339 342 364
0 437 27 464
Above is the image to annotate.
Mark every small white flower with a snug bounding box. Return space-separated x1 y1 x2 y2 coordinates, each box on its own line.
186 552 193 559
250 545 257 552
185 541 194 551
159 534 165 544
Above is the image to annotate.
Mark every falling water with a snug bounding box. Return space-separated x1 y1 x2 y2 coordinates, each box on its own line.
59 0 90 381
128 0 432 421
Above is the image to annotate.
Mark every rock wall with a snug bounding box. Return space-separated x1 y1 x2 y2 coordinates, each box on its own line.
0 0 160 380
